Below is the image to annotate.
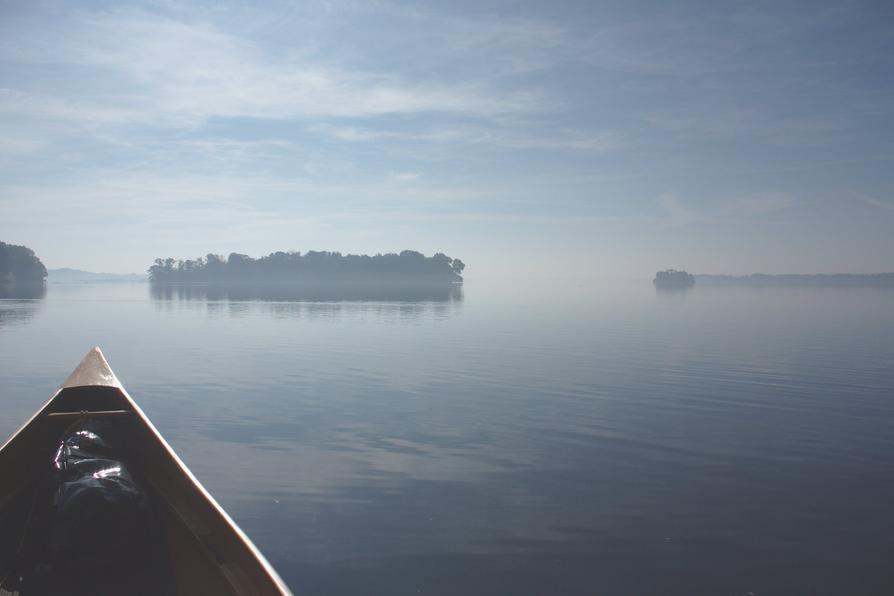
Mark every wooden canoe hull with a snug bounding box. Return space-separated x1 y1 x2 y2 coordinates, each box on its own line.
0 348 291 595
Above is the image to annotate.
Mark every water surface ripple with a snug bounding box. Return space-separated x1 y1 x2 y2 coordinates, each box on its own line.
1 281 892 595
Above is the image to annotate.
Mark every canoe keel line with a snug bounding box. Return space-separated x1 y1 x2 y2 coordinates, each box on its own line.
0 347 292 595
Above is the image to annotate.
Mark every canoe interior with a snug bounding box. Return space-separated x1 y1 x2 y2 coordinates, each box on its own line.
0 384 288 596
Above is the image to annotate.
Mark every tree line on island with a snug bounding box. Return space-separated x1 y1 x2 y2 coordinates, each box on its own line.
148 250 465 283
0 241 47 283
654 269 695 286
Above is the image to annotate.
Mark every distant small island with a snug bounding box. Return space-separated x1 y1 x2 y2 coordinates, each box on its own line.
0 241 47 284
48 268 148 283
696 273 894 286
148 250 465 283
654 269 695 287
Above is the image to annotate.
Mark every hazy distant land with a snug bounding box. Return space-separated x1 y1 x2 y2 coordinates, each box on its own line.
7 238 894 289
654 269 894 288
695 273 894 286
48 268 147 283
148 250 465 283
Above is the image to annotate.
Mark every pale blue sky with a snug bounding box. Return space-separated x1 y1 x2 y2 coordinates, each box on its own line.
1 0 892 278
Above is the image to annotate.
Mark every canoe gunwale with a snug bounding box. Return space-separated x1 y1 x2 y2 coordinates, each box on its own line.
0 347 292 596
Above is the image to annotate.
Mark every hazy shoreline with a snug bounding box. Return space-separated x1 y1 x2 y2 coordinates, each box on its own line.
695 273 894 286
47 268 148 283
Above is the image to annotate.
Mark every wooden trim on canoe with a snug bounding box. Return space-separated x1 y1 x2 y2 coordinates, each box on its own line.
0 347 293 596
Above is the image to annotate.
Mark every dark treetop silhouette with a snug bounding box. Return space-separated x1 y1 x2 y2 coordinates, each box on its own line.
0 241 47 284
148 250 465 283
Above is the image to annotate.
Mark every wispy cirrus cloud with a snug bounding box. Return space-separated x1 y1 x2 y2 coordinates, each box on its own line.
850 191 894 212
658 191 797 226
310 122 618 151
0 9 548 132
720 192 798 216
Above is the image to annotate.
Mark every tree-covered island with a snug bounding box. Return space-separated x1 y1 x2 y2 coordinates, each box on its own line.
654 269 695 287
0 241 48 284
148 250 465 283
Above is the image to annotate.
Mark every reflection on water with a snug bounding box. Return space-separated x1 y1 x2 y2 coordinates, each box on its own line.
0 283 46 300
150 282 463 303
149 282 464 321
655 284 694 298
0 283 45 328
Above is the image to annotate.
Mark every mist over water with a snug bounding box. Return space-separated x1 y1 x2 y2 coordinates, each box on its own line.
2 281 893 595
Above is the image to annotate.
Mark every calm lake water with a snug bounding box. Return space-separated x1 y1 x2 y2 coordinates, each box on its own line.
2 280 893 595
